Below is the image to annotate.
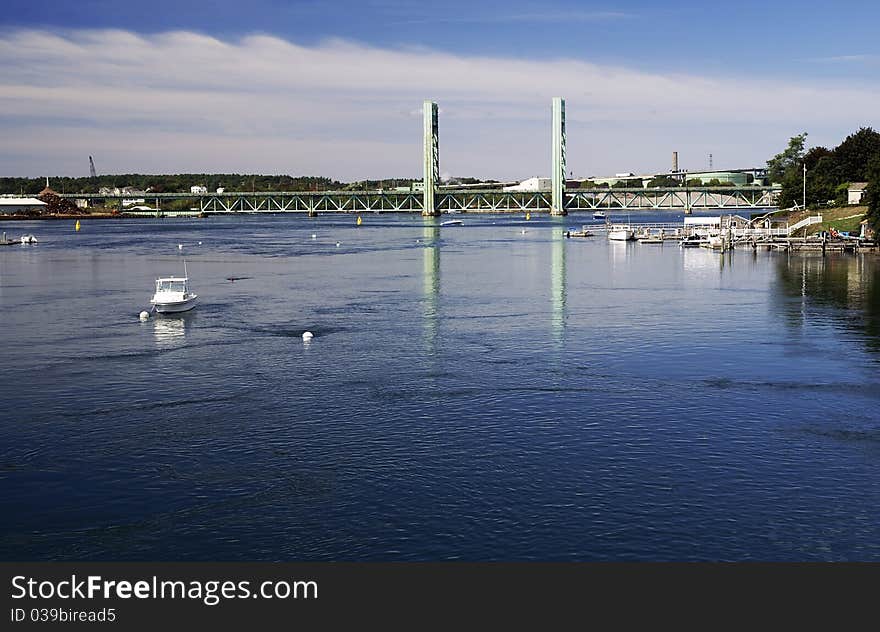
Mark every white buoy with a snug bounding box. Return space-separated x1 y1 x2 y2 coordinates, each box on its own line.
139 311 150 320
521 229 527 234
178 243 183 250
302 331 314 341
336 242 341 247
198 241 202 245
311 234 317 239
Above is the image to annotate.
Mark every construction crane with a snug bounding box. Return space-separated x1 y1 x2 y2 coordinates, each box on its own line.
89 156 97 178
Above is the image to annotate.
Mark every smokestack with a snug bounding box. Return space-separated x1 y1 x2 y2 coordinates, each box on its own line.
672 151 679 173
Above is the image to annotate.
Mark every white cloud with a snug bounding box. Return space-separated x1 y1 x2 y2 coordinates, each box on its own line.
0 28 878 180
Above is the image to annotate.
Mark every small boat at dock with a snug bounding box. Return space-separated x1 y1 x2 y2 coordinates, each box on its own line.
701 235 728 250
680 234 709 248
607 226 635 241
593 211 606 220
566 226 594 238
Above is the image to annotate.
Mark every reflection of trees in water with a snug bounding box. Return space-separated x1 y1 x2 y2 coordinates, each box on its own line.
775 255 880 352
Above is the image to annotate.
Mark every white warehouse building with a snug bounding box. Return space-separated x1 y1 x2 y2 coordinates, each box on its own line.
0 197 47 214
502 177 551 192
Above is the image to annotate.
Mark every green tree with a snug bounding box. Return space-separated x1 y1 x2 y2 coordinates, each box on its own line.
646 175 679 188
864 155 880 235
806 155 842 206
804 146 833 170
834 127 880 182
767 133 809 209
767 133 807 185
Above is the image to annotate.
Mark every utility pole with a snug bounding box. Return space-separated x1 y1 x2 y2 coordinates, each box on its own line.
803 162 807 211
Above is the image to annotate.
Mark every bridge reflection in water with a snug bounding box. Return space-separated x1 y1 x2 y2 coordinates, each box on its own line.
550 221 567 351
422 222 440 355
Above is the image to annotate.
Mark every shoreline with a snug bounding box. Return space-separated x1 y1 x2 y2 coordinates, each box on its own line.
0 213 120 221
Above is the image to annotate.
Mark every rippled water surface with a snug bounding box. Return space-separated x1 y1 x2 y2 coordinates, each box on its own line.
1 213 879 561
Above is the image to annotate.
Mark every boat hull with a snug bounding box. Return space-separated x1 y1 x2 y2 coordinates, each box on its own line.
608 230 634 241
152 295 198 314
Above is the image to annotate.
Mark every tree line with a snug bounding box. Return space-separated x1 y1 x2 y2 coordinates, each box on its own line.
0 174 352 195
768 127 880 210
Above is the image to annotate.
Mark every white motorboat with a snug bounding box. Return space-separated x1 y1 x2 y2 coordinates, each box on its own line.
150 276 198 314
20 234 37 244
593 211 606 220
566 225 595 238
701 235 726 250
607 227 635 241
440 219 463 226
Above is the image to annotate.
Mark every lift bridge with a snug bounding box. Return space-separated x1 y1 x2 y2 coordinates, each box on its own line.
64 99 779 215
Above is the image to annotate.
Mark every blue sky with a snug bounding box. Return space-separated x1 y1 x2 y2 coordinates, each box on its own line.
2 1 879 179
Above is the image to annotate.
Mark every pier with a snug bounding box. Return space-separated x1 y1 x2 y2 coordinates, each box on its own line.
565 214 870 253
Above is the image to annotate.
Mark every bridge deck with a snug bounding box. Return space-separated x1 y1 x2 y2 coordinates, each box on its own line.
60 186 780 212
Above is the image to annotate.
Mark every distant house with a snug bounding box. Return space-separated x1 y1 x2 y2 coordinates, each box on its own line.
99 186 145 197
0 197 47 214
190 185 208 195
848 182 868 205
726 214 752 229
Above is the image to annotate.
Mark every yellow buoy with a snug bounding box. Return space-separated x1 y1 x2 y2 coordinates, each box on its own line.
356 216 362 226
75 220 80 232
525 212 531 221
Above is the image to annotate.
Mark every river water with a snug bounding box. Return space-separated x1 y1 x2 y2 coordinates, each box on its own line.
1 213 879 561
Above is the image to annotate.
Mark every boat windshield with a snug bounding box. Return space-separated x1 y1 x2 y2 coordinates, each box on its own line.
157 280 186 292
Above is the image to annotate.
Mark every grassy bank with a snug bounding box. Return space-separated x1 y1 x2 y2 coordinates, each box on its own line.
783 205 866 236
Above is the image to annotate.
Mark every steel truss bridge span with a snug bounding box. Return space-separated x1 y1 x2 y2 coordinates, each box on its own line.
64 186 779 213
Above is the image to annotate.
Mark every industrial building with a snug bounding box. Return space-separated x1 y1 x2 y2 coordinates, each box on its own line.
0 197 47 214
684 171 751 186
502 177 551 192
